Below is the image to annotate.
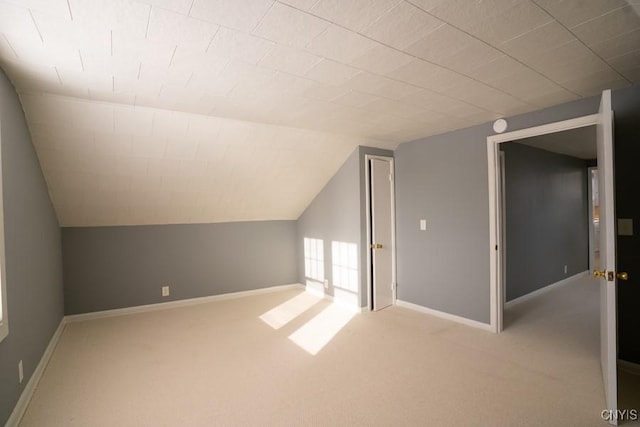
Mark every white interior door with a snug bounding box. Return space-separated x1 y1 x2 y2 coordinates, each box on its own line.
370 158 394 311
596 89 618 424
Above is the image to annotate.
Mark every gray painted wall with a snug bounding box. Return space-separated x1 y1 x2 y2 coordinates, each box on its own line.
297 148 361 305
0 69 64 425
296 146 392 308
62 221 297 314
395 96 600 324
501 142 589 301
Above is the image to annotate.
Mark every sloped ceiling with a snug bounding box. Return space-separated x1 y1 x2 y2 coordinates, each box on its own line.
0 0 638 226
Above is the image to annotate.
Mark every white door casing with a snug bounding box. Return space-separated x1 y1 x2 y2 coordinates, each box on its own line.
596 89 618 424
499 151 507 307
369 157 395 311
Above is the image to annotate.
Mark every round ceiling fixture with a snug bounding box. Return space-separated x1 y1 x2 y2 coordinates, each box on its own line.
493 118 508 134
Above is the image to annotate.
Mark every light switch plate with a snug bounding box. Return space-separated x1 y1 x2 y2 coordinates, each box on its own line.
420 219 426 231
618 218 633 236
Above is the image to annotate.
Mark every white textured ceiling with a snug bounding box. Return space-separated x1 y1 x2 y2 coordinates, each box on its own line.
0 0 638 226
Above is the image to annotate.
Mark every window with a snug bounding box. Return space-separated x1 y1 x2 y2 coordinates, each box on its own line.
0 127 7 343
304 237 324 282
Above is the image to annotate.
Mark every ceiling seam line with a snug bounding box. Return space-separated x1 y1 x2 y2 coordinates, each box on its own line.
403 0 583 98
200 5 491 115
78 50 85 72
204 26 220 53
608 46 640 62
28 9 44 42
590 27 640 57
361 0 405 32
273 1 541 113
19 85 477 145
2 34 19 59
66 0 74 20
566 3 631 28
530 0 633 84
250 1 277 36
249 6 506 118
144 5 152 39
168 46 178 68
54 67 63 85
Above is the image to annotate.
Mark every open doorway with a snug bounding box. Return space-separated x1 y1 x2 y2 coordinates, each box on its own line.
499 125 596 326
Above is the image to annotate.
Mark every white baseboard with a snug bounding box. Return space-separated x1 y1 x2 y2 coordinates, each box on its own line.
395 299 493 332
618 359 640 376
66 283 305 323
5 318 66 427
6 284 308 426
505 270 589 309
304 285 368 313
305 285 327 299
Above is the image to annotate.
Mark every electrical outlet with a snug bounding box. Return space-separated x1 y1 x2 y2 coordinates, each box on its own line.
564 265 568 274
324 279 329 289
18 360 23 384
162 286 170 297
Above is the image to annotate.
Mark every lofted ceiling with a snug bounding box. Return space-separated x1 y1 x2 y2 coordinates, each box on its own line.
0 0 638 226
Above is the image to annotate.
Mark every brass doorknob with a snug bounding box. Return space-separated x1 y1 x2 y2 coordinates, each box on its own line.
617 272 629 281
371 243 383 249
594 270 607 279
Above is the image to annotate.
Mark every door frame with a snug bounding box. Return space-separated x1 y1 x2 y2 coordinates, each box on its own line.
365 154 397 311
487 113 599 333
499 151 507 307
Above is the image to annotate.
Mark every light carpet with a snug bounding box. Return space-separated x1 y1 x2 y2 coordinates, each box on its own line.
19 275 639 426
